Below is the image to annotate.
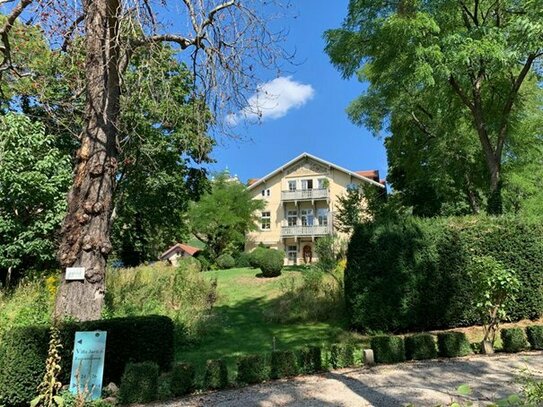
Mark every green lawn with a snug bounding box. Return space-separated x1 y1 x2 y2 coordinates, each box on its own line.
176 267 354 378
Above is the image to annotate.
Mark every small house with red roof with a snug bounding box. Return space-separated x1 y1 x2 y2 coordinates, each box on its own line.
159 243 201 266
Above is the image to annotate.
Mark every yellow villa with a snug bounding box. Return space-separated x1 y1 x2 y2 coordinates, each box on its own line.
245 152 385 265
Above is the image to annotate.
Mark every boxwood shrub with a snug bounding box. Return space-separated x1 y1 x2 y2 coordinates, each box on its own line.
216 253 236 269
329 344 356 369
258 249 285 278
271 350 298 379
405 333 437 360
437 332 471 357
370 335 405 364
297 346 322 374
0 315 174 406
118 362 159 404
204 359 228 390
236 354 270 384
345 216 543 332
0 326 49 407
501 328 528 353
526 325 543 350
170 362 195 397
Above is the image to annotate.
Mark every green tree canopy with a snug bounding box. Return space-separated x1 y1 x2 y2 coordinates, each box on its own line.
188 172 265 260
0 113 71 284
325 0 543 214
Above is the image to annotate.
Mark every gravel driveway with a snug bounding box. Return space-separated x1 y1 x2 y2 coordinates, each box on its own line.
147 352 543 407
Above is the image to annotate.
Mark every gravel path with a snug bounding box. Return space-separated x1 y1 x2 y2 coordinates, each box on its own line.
148 352 543 407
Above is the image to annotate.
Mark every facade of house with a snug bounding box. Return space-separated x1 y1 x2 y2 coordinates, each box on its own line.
246 153 385 264
159 243 201 267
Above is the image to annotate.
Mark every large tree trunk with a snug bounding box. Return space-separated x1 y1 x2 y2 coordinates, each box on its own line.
55 0 121 321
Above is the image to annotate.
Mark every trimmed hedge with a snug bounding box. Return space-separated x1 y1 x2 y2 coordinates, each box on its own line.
437 332 471 357
236 354 270 384
329 344 356 369
526 325 543 350
235 252 252 268
345 216 543 332
0 326 49 407
501 328 528 353
0 315 174 406
405 333 437 360
271 350 298 379
297 346 322 374
170 363 195 397
204 359 228 390
371 336 405 364
118 362 159 404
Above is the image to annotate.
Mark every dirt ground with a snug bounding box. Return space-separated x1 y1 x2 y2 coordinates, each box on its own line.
145 352 543 407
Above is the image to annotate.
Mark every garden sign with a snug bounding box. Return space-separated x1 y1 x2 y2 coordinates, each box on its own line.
69 331 107 400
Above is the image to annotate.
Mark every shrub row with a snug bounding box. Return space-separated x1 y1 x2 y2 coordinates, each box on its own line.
0 315 175 407
117 326 543 404
346 216 543 332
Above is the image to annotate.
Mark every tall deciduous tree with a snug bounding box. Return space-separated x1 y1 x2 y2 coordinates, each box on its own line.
0 113 71 285
325 0 543 214
188 172 264 260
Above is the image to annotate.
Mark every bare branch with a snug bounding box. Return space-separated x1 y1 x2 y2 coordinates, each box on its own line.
0 0 33 73
61 14 85 52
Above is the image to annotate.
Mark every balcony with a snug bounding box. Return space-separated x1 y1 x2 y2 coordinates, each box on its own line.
281 188 329 202
281 225 331 237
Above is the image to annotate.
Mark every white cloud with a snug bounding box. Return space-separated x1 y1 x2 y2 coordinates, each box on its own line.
227 76 315 125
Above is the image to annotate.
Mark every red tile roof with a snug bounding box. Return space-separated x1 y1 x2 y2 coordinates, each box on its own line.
355 170 380 181
247 178 260 186
159 243 201 260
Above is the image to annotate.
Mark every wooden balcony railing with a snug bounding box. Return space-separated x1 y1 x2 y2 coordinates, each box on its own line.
280 225 331 237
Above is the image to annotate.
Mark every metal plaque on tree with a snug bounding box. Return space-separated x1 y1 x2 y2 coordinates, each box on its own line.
69 331 107 400
65 267 86 281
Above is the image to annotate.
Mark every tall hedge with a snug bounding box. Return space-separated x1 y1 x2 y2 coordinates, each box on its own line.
345 216 543 332
0 315 175 406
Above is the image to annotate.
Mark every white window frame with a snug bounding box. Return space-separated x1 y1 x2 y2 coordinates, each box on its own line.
287 245 297 263
301 179 313 190
261 211 271 230
318 178 327 190
287 210 298 227
300 209 314 226
288 180 297 191
317 208 329 226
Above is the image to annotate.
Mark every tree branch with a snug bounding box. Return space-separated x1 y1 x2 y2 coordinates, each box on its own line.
0 0 33 72
61 14 85 52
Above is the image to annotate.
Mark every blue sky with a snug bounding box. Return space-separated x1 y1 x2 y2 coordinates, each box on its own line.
207 1 388 183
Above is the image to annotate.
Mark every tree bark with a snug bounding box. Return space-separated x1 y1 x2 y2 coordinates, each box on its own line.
55 0 121 321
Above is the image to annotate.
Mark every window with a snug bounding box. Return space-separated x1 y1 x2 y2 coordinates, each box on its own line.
301 209 314 226
318 178 328 190
288 180 297 191
261 212 271 230
301 179 313 190
287 210 297 227
317 208 329 226
287 245 297 264
261 189 271 197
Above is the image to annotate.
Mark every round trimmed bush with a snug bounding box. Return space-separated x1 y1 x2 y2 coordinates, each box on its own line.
216 253 236 269
235 252 252 268
259 249 285 277
170 362 195 397
370 335 405 364
249 247 268 268
437 332 471 357
236 354 270 384
526 325 543 350
501 328 528 353
204 359 228 390
405 333 437 360
271 350 298 379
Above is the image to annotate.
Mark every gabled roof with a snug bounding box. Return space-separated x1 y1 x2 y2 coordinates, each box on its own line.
159 243 201 260
247 152 385 190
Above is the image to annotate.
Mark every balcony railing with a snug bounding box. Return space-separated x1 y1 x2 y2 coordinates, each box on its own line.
281 225 331 237
281 188 329 201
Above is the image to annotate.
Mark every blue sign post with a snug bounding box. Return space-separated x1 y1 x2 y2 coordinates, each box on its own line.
69 331 107 400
